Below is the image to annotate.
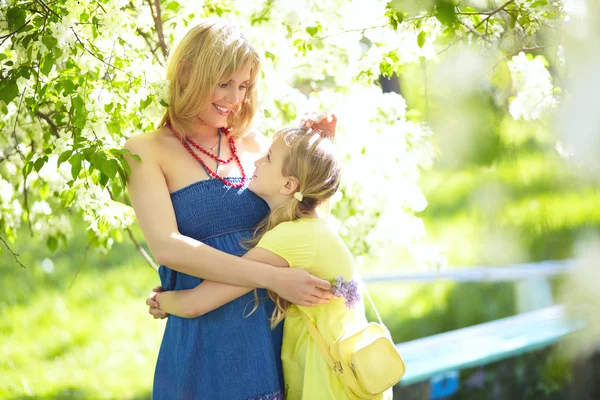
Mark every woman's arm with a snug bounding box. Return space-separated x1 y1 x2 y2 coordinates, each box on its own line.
154 247 291 318
125 134 331 305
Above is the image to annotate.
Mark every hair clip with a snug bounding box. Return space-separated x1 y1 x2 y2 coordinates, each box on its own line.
293 192 304 202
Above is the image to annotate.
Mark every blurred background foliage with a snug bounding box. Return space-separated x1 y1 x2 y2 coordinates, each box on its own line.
2 0 600 398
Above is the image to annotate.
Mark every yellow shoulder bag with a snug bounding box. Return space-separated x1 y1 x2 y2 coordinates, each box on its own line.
297 282 406 399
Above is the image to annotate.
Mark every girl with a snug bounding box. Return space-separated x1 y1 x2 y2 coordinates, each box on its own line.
125 21 333 399
149 127 392 400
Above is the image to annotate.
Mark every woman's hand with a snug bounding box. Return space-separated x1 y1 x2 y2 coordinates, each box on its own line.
300 111 337 139
270 268 334 307
146 286 169 319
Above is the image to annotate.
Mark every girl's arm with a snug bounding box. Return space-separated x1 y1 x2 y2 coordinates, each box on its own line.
154 247 290 318
125 135 331 305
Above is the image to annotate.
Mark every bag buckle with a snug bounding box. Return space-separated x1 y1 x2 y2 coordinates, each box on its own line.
333 361 344 374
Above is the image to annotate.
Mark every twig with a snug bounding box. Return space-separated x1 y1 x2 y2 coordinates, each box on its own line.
147 0 168 59
490 44 553 71
0 18 32 40
36 0 61 19
0 236 26 268
36 111 59 137
106 187 158 271
456 11 493 16
316 24 387 40
68 244 89 290
71 28 133 78
458 19 493 44
135 28 164 65
438 0 516 55
0 149 17 163
126 226 158 271
473 0 515 30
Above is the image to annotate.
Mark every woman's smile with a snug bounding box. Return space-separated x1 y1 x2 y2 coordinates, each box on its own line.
213 103 231 115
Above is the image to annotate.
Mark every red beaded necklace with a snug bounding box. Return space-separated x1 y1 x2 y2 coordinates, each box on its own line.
167 121 247 188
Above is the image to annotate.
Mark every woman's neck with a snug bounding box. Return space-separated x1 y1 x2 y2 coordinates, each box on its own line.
177 119 220 142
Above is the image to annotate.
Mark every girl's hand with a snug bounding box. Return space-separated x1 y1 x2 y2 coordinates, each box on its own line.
271 268 334 307
146 286 169 319
300 112 337 139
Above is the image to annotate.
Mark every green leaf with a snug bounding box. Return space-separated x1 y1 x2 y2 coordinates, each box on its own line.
7 8 26 31
166 1 181 11
23 161 33 178
58 150 73 166
107 121 121 135
47 236 58 252
0 78 19 104
70 153 84 179
306 26 319 37
264 51 275 61
34 157 46 172
72 95 84 111
435 0 457 25
99 172 109 187
61 79 75 95
139 95 152 110
60 189 76 207
40 53 55 76
42 35 58 50
417 31 427 48
101 158 119 179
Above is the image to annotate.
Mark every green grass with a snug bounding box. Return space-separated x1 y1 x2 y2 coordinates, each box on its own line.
0 236 164 399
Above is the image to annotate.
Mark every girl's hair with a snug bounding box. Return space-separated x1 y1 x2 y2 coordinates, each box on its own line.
158 20 260 138
248 127 342 327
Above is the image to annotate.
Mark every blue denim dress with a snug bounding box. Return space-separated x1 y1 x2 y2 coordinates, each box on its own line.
153 177 284 400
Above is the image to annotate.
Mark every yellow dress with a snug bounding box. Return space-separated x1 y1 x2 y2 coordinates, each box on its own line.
257 218 393 400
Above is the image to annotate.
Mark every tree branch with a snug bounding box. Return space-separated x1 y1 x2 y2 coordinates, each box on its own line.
438 0 516 55
68 245 89 290
473 0 515 30
36 111 59 137
458 19 493 44
106 187 158 271
0 18 32 40
71 28 133 78
126 226 159 271
147 0 168 59
134 28 165 65
316 24 387 40
36 0 62 19
0 236 26 268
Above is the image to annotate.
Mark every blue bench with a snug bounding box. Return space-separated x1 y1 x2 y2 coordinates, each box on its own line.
364 260 584 398
395 305 583 388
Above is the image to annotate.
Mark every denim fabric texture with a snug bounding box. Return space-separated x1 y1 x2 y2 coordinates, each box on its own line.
153 178 284 400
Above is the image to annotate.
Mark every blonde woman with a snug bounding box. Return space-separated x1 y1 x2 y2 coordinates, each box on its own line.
148 127 391 400
125 22 333 399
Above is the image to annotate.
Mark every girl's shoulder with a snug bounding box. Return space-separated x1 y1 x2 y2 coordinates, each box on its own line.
270 218 325 236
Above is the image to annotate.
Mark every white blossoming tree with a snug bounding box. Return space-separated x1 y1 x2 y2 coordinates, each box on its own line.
0 0 570 269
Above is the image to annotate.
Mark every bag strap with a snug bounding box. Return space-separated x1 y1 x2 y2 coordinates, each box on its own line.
296 307 345 373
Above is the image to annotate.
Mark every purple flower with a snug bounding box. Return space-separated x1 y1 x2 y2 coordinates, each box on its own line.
330 275 361 308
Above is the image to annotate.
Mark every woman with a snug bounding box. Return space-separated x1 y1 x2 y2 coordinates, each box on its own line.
148 126 392 399
125 21 333 399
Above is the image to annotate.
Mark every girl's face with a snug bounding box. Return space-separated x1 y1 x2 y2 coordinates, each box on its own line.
196 64 252 127
249 138 292 206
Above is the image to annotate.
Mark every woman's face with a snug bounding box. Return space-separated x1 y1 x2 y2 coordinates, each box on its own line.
197 64 252 128
249 138 290 204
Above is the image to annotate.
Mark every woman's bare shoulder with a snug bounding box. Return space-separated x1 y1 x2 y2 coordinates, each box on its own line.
124 127 172 157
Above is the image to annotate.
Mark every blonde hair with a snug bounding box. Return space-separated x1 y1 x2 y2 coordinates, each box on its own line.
248 127 342 327
158 21 260 138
